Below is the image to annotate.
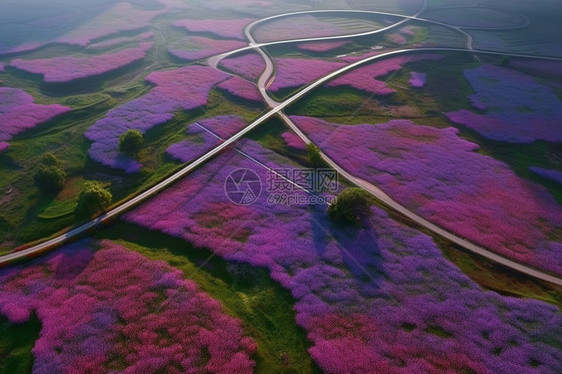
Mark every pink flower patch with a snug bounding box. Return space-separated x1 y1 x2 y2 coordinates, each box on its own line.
270 58 346 92
86 66 230 173
281 131 306 150
446 64 562 143
409 72 427 88
0 239 257 373
0 87 70 149
292 115 562 275
219 52 265 81
297 41 350 52
10 43 153 83
326 54 442 95
217 77 262 102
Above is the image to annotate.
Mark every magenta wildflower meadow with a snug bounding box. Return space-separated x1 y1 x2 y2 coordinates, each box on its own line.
297 41 350 52
167 115 248 163
269 58 346 93
0 87 70 152
4 3 162 54
291 116 562 275
217 77 262 103
0 239 257 373
325 54 442 94
219 52 265 81
10 43 153 83
409 71 427 87
86 66 230 172
125 139 562 373
529 167 562 185
281 131 306 150
446 64 562 143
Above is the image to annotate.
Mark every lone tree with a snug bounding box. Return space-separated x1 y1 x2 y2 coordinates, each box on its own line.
75 181 112 217
34 153 65 193
306 143 324 167
328 187 373 226
119 129 143 154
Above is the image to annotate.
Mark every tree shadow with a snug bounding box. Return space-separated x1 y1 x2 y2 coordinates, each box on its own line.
310 203 384 294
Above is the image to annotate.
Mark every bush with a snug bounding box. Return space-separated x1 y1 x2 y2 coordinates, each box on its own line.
119 129 143 154
306 143 323 167
75 181 112 217
34 166 66 193
328 187 373 226
40 152 61 167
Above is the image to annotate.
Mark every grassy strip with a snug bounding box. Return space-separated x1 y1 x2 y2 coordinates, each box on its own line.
0 314 40 374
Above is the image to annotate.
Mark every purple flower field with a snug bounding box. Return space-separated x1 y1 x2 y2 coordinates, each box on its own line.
167 116 248 163
281 131 306 150
253 15 347 43
291 116 562 275
10 42 153 83
0 239 256 373
173 18 254 40
217 77 262 103
219 52 265 81
270 58 346 93
125 139 562 373
446 64 562 143
86 66 230 173
4 3 163 54
0 87 70 152
297 41 350 52
409 71 427 87
168 36 246 61
530 167 562 185
325 54 442 94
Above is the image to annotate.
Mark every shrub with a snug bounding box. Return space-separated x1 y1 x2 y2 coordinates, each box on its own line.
34 166 66 193
328 187 373 225
306 143 323 167
119 129 143 155
40 152 61 167
75 181 112 216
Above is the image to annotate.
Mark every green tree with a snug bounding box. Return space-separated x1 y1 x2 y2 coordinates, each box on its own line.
75 181 112 217
119 129 143 154
40 152 60 167
306 143 323 167
328 187 373 226
34 153 66 193
34 166 66 193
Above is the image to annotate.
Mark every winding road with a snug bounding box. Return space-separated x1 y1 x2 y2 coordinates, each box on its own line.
2 2 562 288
